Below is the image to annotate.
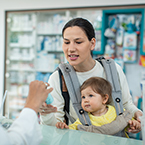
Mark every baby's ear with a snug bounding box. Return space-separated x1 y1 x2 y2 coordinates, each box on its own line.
103 94 109 104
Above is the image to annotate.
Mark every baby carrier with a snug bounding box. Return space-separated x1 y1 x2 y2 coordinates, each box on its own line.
57 57 129 137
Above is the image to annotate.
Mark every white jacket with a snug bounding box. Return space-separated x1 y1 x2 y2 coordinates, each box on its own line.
41 60 140 126
0 108 42 145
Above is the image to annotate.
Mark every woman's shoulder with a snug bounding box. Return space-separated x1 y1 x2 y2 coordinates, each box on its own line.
48 69 59 83
50 69 59 77
114 62 123 71
94 59 122 74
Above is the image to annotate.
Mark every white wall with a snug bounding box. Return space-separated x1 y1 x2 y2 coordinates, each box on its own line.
0 0 145 103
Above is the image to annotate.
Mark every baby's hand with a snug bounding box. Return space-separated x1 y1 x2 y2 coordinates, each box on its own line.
128 120 141 133
56 122 69 129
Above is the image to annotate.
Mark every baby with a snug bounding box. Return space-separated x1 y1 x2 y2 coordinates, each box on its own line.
56 77 141 136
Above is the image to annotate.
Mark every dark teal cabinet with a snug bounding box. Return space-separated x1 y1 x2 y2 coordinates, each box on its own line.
101 8 144 56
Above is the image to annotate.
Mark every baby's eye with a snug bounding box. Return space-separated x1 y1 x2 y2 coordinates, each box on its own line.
82 96 85 99
89 95 93 97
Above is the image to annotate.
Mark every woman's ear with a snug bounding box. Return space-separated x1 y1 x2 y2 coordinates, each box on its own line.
103 94 109 104
90 38 96 51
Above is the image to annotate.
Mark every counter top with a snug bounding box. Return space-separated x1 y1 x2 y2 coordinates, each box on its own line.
40 125 143 145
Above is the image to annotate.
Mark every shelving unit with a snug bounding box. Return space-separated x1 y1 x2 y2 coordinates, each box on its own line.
101 8 144 58
5 12 36 119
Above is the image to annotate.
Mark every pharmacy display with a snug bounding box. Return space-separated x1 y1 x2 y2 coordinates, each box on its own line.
103 12 142 69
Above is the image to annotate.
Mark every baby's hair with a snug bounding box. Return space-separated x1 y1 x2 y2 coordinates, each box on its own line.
80 77 112 104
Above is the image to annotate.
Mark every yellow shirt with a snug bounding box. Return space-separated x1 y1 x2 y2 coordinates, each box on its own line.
69 105 116 130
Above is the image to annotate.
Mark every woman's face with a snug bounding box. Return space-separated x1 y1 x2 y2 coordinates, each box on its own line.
62 26 95 69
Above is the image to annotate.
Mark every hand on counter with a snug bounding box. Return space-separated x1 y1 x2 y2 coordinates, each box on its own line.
56 122 69 129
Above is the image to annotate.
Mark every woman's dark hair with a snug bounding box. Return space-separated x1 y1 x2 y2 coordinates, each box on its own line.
62 18 95 41
80 77 112 104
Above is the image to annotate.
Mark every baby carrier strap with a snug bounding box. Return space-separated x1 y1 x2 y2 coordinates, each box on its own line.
59 63 92 126
96 57 124 115
58 69 70 125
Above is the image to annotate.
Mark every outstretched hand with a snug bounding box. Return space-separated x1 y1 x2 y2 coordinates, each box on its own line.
24 81 53 113
40 102 57 115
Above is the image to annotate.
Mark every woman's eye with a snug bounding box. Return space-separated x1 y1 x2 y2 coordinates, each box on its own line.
64 41 70 44
76 41 82 44
89 95 93 97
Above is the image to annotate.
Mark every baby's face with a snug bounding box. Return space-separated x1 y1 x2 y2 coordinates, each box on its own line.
81 86 105 116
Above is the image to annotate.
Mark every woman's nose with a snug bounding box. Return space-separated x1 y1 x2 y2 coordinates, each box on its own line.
68 43 76 52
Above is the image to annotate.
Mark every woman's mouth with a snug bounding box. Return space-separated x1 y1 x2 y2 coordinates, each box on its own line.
68 55 79 60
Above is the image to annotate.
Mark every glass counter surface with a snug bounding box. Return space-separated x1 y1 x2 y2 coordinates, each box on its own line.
40 125 143 145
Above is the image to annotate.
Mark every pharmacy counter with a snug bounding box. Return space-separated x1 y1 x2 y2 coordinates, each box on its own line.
40 125 143 145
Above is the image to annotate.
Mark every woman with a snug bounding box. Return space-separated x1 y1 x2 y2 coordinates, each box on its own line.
40 18 142 133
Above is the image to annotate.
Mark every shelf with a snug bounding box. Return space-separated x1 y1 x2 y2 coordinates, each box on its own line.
47 50 63 53
35 69 53 73
8 92 18 96
11 27 33 32
8 68 35 72
102 8 145 55
37 33 62 36
9 43 33 48
10 106 24 110
9 57 34 61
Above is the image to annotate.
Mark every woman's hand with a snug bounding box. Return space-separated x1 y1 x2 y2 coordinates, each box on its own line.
128 120 141 133
134 110 143 123
40 102 57 115
56 122 69 129
127 110 142 133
